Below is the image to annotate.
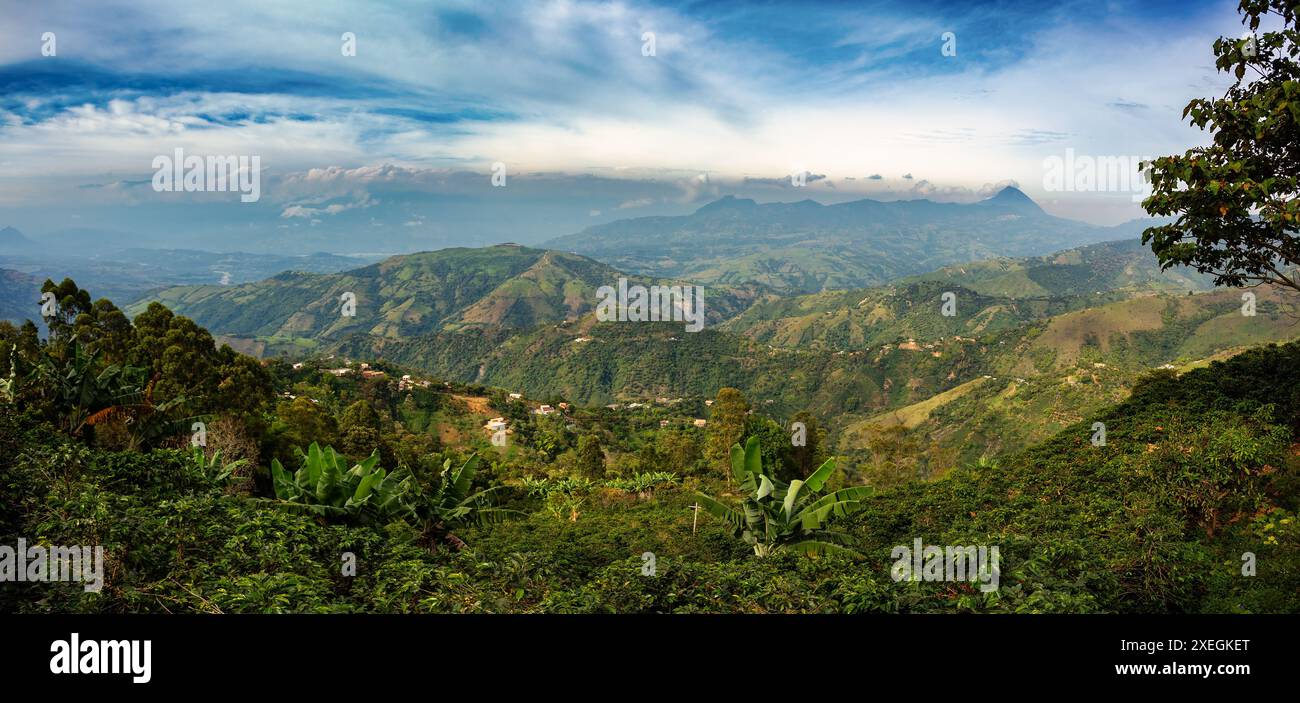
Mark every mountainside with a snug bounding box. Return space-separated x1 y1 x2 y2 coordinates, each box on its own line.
718 239 1215 351
0 226 38 254
129 237 1300 427
319 281 1300 422
0 268 40 325
129 245 764 343
835 284 1300 474
901 238 1213 297
544 187 1144 294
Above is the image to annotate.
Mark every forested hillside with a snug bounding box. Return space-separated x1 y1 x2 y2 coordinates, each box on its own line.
3 287 1297 612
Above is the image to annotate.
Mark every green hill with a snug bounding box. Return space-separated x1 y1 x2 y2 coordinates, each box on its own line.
130 245 764 343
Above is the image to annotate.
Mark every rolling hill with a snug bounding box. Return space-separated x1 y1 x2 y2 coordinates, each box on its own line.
128 244 765 344
718 238 1216 351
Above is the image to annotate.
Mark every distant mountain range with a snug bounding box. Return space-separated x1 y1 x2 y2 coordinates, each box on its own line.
0 225 377 310
14 203 1298 462
125 245 762 342
112 231 1294 416
544 187 1158 294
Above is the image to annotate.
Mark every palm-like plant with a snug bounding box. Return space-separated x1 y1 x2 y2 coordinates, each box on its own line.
606 471 679 498
191 446 250 487
270 442 415 524
696 436 871 558
417 454 515 549
82 371 185 449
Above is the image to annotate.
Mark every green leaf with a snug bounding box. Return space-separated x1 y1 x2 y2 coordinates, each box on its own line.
803 456 837 492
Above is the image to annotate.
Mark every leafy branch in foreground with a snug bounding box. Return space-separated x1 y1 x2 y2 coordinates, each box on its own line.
1143 0 1300 294
696 436 871 558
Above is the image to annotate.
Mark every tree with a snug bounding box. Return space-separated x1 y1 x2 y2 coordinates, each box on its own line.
338 400 383 460
130 303 223 413
40 278 92 347
695 437 871 558
658 428 703 475
574 433 606 480
785 410 829 484
271 397 338 465
861 424 927 489
1143 0 1300 294
73 299 135 364
704 387 749 478
213 347 272 416
744 414 788 480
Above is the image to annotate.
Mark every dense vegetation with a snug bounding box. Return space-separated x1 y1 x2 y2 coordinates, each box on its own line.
2 278 1297 613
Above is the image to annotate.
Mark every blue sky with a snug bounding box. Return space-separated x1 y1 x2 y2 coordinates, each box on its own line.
0 0 1259 252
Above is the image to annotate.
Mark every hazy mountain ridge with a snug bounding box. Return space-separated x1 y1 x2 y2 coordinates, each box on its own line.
0 225 377 309
544 187 1148 294
0 268 40 325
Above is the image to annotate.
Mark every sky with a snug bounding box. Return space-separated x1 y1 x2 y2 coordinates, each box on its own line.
0 0 1262 253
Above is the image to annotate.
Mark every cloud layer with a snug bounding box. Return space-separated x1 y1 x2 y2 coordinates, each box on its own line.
0 0 1255 245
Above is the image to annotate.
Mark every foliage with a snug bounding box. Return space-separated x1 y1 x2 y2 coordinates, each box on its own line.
191 446 250 488
605 471 679 496
1143 0 1300 293
270 442 415 525
416 454 515 548
696 436 872 558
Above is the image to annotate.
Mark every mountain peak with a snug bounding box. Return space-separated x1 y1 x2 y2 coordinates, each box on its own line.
980 186 1042 213
0 226 37 250
987 185 1031 202
694 195 758 214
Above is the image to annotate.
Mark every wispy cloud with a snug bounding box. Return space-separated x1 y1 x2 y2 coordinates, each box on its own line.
0 0 1247 233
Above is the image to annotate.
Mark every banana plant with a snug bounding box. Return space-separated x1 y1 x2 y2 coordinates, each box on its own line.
191 446 249 487
270 442 415 525
606 471 678 497
417 454 516 549
696 436 871 558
